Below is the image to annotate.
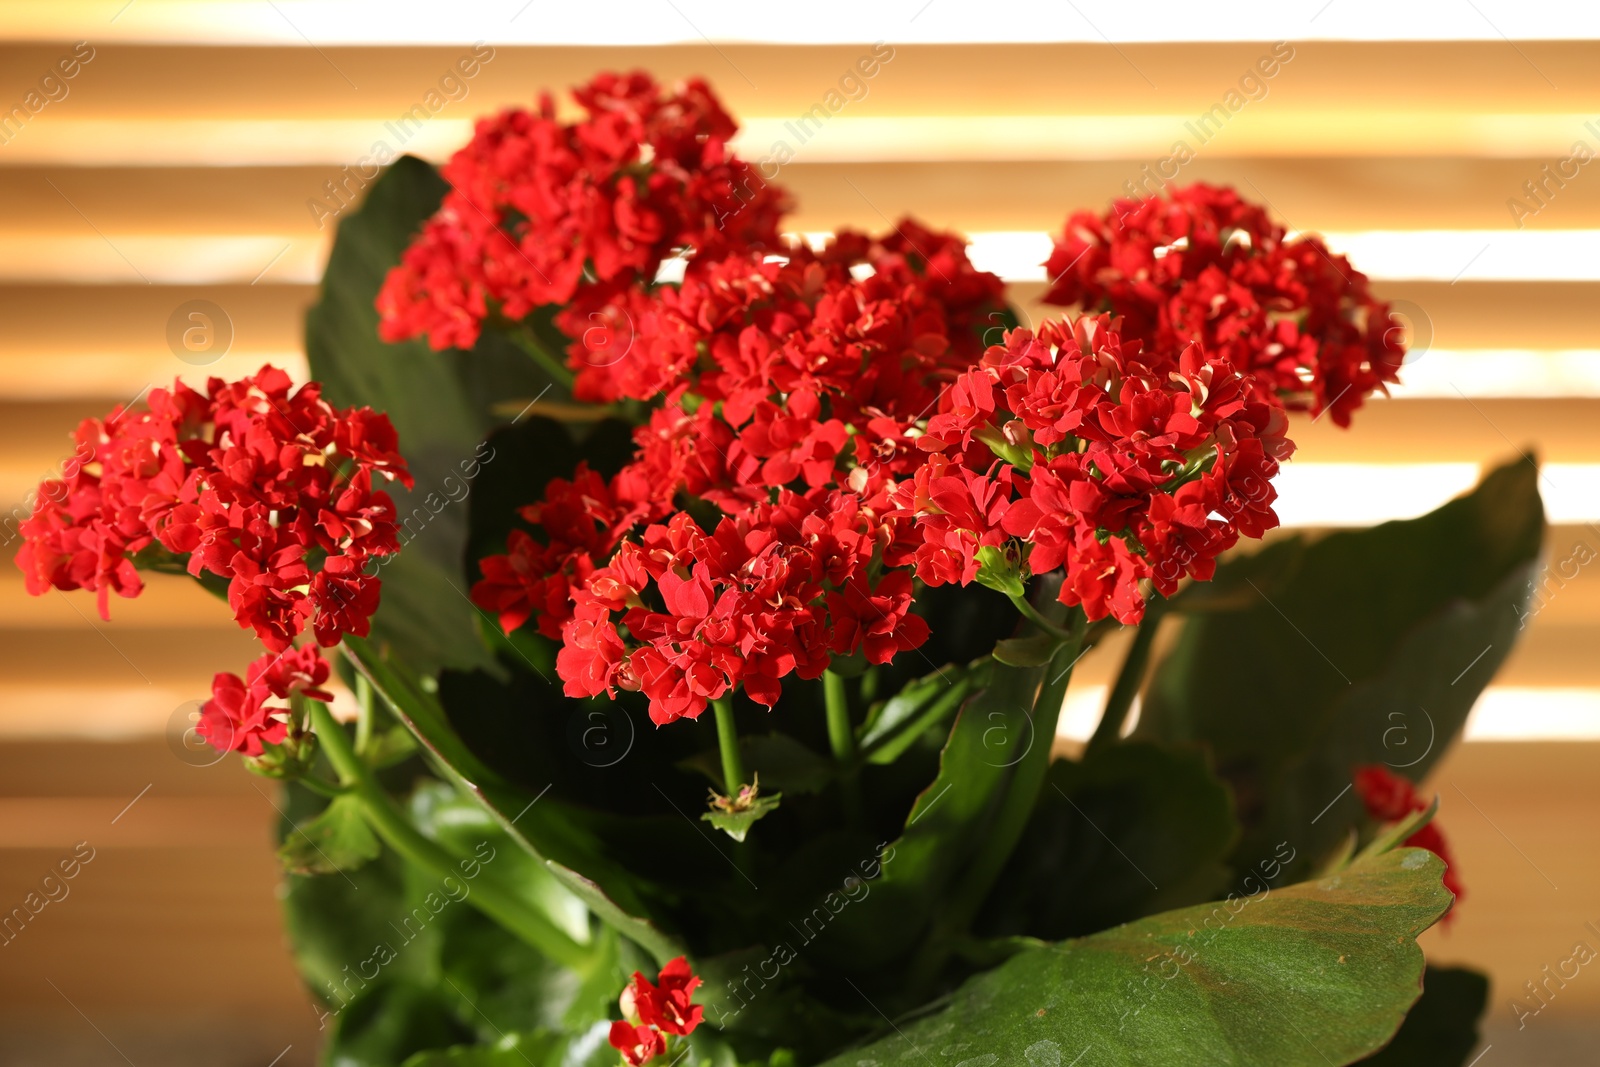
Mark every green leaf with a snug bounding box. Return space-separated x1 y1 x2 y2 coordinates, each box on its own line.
407 779 593 948
279 809 445 1008
817 636 1063 973
343 636 685 967
815 847 1454 1067
1355 965 1489 1065
979 741 1238 940
276 792 381 876
991 632 1060 667
703 791 783 842
1137 457 1544 879
858 660 984 765
306 155 558 674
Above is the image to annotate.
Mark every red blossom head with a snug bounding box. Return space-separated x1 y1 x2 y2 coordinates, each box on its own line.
607 957 703 1064
376 71 791 352
1041 182 1405 426
631 956 704 1035
198 645 334 756
15 366 412 655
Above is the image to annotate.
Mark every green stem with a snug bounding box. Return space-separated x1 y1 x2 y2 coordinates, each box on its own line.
712 697 745 792
822 670 857 764
294 774 348 799
353 672 374 756
1007 593 1077 640
307 702 589 969
1086 611 1161 757
509 328 576 391
822 670 863 825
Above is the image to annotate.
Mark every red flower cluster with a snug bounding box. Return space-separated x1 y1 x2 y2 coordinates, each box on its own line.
608 957 703 1066
472 225 1005 722
377 72 789 351
1354 765 1465 908
198 645 333 757
908 315 1293 623
471 185 1400 720
1042 183 1404 427
16 366 412 653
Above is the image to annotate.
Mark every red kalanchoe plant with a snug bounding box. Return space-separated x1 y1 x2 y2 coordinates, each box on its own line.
17 57 1523 1061
1354 764 1465 909
1041 182 1404 427
15 366 412 652
376 71 790 352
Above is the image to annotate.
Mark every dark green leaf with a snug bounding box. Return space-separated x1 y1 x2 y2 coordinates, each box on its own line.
280 827 443 1010
276 792 380 876
1137 457 1544 879
815 847 1454 1067
979 741 1238 940
1356 965 1489 1066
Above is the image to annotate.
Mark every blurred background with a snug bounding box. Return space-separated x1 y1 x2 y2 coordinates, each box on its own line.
0 3 1597 1064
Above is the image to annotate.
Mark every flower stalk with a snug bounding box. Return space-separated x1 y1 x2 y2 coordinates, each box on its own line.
823 669 863 825
711 696 745 793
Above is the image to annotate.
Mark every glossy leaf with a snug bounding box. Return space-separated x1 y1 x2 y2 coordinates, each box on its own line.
407 780 593 947
815 847 1453 1067
1137 457 1544 879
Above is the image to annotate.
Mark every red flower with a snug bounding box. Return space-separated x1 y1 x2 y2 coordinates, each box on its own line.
607 1021 666 1066
1354 765 1464 909
631 957 704 1036
197 645 333 756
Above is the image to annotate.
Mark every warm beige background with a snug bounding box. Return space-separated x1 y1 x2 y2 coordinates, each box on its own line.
0 5 1596 1064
